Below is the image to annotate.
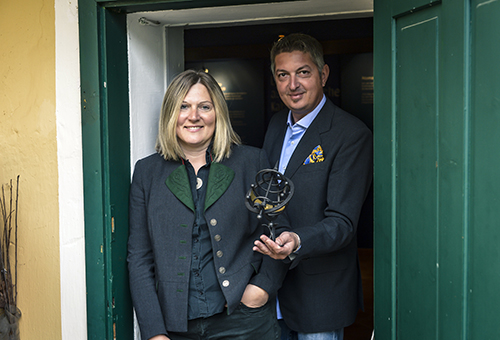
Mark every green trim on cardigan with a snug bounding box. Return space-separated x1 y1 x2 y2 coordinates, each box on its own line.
205 162 234 211
165 163 234 212
165 165 194 211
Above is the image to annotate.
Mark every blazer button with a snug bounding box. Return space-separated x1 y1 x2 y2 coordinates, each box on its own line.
214 234 221 242
216 250 223 258
222 280 230 287
219 267 226 274
210 219 217 226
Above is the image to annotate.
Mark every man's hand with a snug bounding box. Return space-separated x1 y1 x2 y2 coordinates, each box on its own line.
240 284 269 308
253 231 300 260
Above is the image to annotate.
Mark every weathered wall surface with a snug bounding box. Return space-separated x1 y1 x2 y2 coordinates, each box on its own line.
0 0 62 338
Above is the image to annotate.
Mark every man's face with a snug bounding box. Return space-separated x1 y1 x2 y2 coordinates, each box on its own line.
274 50 329 121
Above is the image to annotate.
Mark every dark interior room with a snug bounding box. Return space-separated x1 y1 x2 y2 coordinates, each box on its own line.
184 17 374 340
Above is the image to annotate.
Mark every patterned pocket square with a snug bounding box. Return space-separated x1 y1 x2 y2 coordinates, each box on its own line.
303 145 325 165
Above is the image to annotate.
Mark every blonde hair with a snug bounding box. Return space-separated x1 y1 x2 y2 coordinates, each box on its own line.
155 70 241 162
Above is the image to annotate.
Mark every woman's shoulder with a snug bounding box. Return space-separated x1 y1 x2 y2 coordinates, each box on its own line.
135 152 162 166
133 152 178 173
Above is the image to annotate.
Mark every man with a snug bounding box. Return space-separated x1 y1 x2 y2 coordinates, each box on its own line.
254 33 373 340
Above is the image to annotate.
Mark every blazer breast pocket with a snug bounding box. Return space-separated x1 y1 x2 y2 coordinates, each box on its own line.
297 161 328 174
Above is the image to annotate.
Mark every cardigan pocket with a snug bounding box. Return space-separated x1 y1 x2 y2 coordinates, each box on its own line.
250 260 262 274
156 280 189 332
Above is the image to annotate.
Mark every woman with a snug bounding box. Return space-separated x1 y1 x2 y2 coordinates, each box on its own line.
127 70 285 340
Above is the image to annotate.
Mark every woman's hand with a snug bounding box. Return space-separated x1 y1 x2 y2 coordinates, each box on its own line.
149 335 170 340
240 284 269 308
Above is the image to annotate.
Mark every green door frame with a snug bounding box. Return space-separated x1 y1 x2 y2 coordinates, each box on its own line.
78 1 296 338
79 2 132 339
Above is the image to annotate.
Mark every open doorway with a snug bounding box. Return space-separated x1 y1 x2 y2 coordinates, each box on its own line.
80 1 375 339
127 11 373 340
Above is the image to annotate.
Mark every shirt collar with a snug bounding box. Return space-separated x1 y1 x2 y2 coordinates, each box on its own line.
286 94 326 129
181 139 214 165
205 141 214 164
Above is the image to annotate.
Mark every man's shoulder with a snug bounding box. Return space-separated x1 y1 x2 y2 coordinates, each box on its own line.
223 144 266 168
320 99 371 135
263 109 288 152
267 109 289 127
229 144 261 159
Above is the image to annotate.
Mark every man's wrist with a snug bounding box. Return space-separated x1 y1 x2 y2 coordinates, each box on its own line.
292 232 301 253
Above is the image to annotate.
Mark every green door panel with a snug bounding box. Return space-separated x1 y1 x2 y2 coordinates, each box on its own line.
396 9 439 339
470 0 500 338
103 8 134 340
79 1 133 339
374 0 476 339
79 0 110 338
376 0 500 338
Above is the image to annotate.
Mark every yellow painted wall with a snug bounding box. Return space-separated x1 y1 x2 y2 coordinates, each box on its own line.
0 0 61 338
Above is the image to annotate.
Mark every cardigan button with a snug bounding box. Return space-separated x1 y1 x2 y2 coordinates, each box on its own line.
222 280 230 287
210 219 217 226
219 266 226 274
216 250 223 258
214 235 221 242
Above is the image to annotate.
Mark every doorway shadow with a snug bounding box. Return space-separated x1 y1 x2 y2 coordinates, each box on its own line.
185 18 374 339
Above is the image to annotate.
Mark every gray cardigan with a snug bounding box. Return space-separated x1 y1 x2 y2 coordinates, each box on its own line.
127 145 287 339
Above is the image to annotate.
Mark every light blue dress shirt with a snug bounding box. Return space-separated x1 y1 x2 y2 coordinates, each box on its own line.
278 95 326 173
276 95 326 320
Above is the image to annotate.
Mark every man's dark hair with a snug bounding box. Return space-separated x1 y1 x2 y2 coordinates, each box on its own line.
270 33 325 75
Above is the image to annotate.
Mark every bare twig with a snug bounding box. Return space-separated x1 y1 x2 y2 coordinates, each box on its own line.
15 176 19 307
0 185 11 308
0 176 19 311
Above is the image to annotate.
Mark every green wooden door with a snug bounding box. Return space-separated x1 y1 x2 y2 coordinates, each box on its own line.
79 3 133 339
374 0 500 339
469 0 500 337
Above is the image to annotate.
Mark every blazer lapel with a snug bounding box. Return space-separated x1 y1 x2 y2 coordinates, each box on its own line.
205 162 235 211
284 134 322 178
284 100 334 178
265 113 288 166
165 164 195 212
270 128 287 167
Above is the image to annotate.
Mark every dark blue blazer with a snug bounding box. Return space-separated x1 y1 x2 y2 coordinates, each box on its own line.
127 145 286 339
263 98 373 333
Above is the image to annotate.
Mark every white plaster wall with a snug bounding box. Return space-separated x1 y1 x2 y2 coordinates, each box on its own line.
128 17 168 168
128 15 185 169
55 0 87 338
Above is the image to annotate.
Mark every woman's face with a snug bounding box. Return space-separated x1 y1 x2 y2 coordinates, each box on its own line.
176 83 216 153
